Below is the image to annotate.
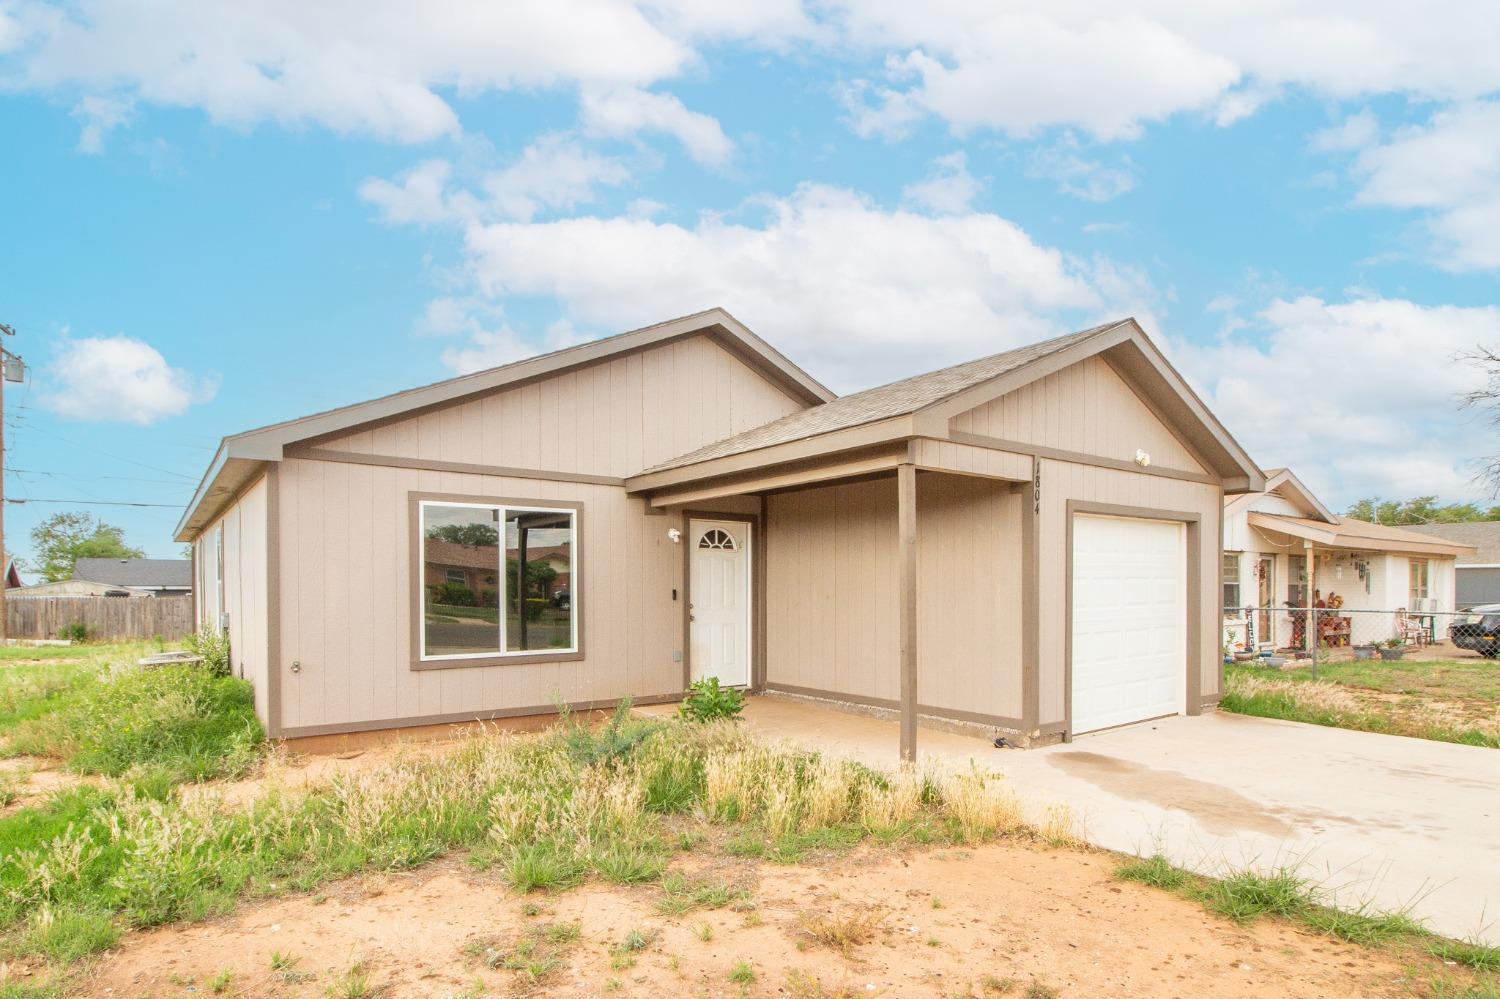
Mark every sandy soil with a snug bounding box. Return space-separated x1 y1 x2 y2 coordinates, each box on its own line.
0 755 95 817
72 841 1437 999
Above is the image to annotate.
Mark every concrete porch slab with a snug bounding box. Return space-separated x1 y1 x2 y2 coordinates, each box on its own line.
640 696 1500 944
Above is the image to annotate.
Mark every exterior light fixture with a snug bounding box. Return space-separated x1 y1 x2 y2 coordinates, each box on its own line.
667 528 682 543
1134 449 1151 467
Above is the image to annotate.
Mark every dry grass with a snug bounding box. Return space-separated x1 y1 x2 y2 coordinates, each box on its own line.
795 903 889 955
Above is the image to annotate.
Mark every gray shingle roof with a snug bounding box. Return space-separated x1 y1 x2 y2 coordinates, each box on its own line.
640 319 1129 474
1402 522 1500 564
72 558 192 588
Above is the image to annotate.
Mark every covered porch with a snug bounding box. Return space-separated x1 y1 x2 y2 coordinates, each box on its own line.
1227 512 1472 653
637 437 1034 760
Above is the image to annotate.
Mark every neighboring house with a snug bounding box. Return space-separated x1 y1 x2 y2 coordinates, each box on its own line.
7 578 138 598
1402 521 1500 609
72 558 192 597
1222 468 1475 651
2 557 23 589
176 308 1263 750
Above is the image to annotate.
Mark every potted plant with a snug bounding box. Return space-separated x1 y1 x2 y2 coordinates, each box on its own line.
1377 638 1406 660
1352 642 1377 661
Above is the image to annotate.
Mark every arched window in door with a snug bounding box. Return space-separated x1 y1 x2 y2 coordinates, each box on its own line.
698 528 737 550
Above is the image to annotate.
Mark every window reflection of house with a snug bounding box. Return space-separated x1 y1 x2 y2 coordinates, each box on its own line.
422 538 500 603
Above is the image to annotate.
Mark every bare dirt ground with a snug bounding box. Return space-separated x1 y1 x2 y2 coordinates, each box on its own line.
76 839 1435 999
0 754 94 817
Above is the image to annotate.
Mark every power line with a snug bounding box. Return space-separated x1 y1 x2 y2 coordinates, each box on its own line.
5 467 194 488
12 424 199 481
5 497 184 509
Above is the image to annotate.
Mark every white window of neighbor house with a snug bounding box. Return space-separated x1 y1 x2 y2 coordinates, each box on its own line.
1222 553 1242 612
1409 558 1430 604
418 500 577 662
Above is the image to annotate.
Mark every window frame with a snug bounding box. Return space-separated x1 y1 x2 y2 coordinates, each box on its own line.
409 492 584 670
1221 552 1242 613
1409 558 1431 604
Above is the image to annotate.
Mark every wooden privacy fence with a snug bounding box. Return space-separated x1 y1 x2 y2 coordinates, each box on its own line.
5 595 194 641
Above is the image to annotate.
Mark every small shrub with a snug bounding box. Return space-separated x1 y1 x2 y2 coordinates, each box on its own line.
678 677 745 723
185 628 232 677
728 960 756 984
56 622 90 643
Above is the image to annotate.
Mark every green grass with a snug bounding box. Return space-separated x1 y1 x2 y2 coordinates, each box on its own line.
1 643 264 784
1221 664 1500 749
1114 853 1500 989
1297 658 1500 701
0 698 1051 973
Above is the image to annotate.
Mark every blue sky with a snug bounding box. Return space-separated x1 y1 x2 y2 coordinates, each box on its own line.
2 2 1499 578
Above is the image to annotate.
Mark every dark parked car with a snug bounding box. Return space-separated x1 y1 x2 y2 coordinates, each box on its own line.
1449 604 1500 658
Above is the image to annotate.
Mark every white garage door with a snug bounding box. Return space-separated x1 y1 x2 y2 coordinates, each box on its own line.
1071 513 1186 735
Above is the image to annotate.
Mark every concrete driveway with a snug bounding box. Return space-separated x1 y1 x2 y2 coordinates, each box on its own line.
643 697 1500 944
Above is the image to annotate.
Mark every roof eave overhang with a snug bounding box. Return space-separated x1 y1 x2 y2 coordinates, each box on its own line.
913 320 1264 493
176 308 834 539
624 415 916 494
173 441 268 542
1249 513 1478 557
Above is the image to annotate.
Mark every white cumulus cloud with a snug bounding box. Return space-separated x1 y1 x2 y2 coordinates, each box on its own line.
42 335 218 425
901 152 981 214
450 182 1157 389
1348 101 1500 271
1174 295 1500 505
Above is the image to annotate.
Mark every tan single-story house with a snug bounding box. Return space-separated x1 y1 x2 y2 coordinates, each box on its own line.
177 308 1264 753
1222 468 1475 651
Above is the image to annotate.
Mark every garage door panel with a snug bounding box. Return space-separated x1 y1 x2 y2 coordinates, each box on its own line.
1071 514 1186 735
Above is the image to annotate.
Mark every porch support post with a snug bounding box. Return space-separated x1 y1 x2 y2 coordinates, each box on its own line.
1305 540 1316 673
898 461 919 762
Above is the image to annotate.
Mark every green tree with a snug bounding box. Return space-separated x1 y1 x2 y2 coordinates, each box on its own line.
1344 496 1500 525
425 523 500 548
27 511 144 582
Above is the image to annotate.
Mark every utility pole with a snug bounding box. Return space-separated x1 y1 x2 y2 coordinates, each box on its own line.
0 322 24 644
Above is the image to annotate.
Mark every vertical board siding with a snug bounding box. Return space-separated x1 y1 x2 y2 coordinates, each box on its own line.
275 457 688 730
765 475 1023 720
198 476 271 726
312 336 805 477
4 596 194 641
1035 459 1222 725
951 356 1206 473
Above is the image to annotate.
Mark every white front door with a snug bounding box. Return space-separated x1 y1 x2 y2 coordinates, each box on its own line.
689 519 751 687
1070 513 1187 735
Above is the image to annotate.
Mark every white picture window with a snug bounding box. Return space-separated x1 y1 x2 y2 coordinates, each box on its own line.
419 500 577 662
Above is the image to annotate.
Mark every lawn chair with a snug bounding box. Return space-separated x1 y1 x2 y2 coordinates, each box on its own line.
1394 608 1427 646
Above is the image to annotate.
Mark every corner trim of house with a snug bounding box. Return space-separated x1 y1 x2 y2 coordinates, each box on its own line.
1063 499 1204 744
265 464 283 740
290 447 627 488
275 693 682 740
946 430 1218 486
762 682 1025 734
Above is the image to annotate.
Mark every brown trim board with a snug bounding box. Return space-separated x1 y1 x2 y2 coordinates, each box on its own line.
292 447 626 487
265 464 283 739
406 490 586 671
277 693 682 741
764 682 1025 733
680 510 764 693
1062 500 1203 744
945 430 1217 485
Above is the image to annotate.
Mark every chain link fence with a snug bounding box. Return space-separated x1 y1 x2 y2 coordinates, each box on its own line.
1224 605 1492 662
